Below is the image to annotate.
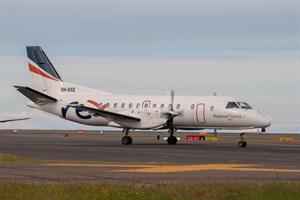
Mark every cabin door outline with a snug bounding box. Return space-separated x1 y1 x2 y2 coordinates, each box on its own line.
196 103 206 124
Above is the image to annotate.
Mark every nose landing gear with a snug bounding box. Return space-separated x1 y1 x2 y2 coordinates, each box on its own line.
167 128 177 145
238 140 247 147
238 133 247 147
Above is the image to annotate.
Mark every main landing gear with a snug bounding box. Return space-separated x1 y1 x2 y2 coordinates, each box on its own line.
121 128 132 145
238 133 247 147
167 128 177 145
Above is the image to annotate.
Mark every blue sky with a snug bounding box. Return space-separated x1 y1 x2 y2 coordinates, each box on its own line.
0 0 299 132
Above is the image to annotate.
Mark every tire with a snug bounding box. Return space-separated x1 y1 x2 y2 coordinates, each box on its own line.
122 136 132 145
167 136 177 145
238 141 247 147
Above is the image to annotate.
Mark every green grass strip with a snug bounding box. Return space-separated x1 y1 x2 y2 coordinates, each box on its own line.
0 153 57 163
0 182 300 200
0 152 172 165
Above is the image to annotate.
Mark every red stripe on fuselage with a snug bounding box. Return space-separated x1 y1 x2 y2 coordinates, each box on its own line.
87 100 106 110
28 63 57 81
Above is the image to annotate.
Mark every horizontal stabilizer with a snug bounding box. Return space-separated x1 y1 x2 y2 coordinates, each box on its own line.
68 104 141 122
14 86 57 105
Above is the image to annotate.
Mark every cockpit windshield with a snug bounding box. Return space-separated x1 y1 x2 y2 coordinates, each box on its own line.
226 102 239 109
237 102 252 109
226 102 252 109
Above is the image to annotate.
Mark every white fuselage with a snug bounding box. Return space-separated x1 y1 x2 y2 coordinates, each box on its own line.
27 84 271 131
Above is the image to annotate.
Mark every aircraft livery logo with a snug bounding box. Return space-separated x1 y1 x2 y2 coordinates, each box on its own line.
61 100 106 120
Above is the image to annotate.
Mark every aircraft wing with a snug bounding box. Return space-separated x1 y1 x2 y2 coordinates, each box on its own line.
0 117 30 123
68 104 141 122
14 86 57 105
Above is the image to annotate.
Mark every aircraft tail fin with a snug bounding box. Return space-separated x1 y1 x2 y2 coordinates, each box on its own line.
26 46 62 96
23 46 112 99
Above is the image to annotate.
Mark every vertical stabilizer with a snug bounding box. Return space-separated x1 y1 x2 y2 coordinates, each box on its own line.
26 46 62 96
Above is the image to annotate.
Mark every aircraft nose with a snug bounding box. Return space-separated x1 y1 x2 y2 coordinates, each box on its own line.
261 115 271 128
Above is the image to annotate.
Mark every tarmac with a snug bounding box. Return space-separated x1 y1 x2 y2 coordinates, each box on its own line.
0 130 299 183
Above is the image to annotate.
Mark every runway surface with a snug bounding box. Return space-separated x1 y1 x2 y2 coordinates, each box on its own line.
0 130 299 183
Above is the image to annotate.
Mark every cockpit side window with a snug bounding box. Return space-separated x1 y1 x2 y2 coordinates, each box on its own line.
237 102 252 109
226 102 239 109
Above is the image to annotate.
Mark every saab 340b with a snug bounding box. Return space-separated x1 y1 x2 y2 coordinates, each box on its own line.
15 46 271 147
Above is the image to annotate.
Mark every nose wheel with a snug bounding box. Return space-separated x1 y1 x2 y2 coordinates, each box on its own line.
238 133 247 147
238 140 247 147
167 135 177 145
167 128 178 145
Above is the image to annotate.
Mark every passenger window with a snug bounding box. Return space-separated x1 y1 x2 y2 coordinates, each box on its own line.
168 104 172 109
153 103 157 108
136 103 140 108
191 104 195 109
176 104 180 109
237 102 252 109
106 103 110 108
160 104 164 108
144 104 148 108
226 102 239 109
129 103 133 108
121 103 125 108
99 103 102 107
114 103 117 108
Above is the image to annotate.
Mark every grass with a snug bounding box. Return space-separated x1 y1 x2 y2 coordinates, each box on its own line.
0 153 54 163
0 181 300 200
0 152 173 165
1 153 300 199
0 153 38 163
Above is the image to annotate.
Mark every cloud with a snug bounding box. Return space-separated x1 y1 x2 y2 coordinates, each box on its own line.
0 110 30 118
1 0 297 56
267 116 300 133
50 53 297 97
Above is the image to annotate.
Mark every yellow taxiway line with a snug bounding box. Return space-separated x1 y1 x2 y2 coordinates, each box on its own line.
44 163 300 173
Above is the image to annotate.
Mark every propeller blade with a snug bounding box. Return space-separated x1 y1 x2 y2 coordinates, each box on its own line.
170 89 174 111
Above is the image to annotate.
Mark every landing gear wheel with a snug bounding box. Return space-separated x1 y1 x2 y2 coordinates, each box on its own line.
238 133 247 147
122 136 132 145
238 141 247 147
167 136 177 145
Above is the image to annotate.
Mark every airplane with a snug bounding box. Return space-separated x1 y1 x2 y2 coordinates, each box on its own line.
0 117 30 123
15 46 271 147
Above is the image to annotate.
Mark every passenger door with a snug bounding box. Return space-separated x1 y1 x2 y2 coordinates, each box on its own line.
196 103 206 124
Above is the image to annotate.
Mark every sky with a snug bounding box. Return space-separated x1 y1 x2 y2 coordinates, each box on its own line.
0 0 299 133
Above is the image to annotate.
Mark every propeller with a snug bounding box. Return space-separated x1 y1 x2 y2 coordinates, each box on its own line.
167 89 178 134
168 89 179 118
170 89 174 111
165 89 182 144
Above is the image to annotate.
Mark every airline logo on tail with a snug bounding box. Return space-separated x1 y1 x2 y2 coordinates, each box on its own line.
28 62 59 81
26 46 63 82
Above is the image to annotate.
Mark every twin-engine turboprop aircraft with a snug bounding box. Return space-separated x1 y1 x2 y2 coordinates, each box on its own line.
15 46 271 147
